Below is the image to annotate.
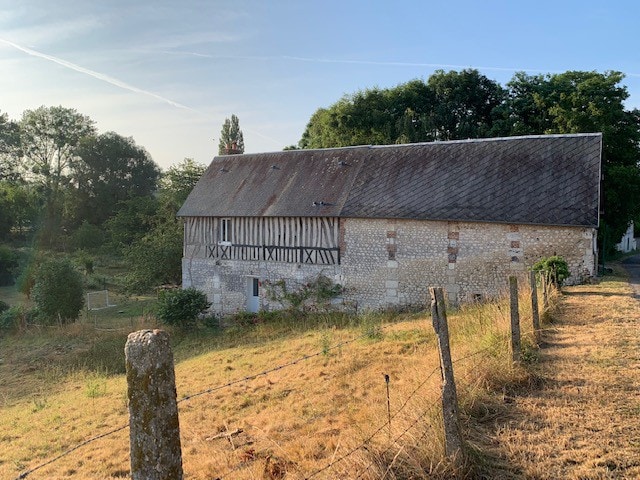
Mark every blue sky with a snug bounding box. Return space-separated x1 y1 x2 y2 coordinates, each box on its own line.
1 0 639 169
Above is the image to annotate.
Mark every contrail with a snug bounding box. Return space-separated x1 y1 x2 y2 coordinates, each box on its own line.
0 37 201 113
160 49 640 78
0 38 285 147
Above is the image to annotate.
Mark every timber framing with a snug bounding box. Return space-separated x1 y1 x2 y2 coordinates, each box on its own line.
184 216 340 265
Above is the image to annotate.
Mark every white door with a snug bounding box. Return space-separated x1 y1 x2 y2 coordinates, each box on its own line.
246 277 260 313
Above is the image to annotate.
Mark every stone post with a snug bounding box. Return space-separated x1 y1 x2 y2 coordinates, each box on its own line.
125 329 183 480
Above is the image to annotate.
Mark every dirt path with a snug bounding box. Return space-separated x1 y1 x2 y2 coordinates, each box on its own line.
481 266 640 479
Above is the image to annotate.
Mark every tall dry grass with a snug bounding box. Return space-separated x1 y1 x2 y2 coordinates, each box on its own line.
0 278 553 480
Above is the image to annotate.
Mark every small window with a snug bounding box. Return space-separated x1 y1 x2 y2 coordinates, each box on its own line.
220 218 231 244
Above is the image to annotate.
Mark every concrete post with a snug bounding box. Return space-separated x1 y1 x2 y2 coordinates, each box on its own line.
125 329 183 480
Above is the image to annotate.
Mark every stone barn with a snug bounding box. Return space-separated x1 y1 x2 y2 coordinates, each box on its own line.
177 133 601 314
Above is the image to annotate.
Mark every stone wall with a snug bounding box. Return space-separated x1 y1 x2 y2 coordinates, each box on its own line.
341 218 596 310
182 257 342 315
182 217 596 315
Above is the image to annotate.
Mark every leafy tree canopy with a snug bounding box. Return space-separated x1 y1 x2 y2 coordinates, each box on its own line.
159 158 206 210
299 69 640 242
73 131 161 226
19 106 96 244
0 110 21 181
218 114 245 155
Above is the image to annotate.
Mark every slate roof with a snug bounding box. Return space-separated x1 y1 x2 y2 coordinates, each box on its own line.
177 133 602 227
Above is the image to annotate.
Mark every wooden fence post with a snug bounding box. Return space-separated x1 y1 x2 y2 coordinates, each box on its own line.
542 272 549 311
509 276 521 362
429 287 464 465
530 270 540 342
125 329 183 480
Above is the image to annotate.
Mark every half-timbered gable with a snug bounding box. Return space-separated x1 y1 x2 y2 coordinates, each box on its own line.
178 134 601 314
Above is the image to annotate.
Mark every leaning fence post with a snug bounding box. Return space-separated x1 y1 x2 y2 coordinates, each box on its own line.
429 287 464 465
509 276 521 362
530 270 540 342
125 329 183 480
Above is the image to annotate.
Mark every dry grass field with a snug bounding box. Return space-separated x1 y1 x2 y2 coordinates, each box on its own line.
475 267 640 479
2 269 638 479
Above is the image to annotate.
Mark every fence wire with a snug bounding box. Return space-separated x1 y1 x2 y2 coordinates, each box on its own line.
12 299 542 480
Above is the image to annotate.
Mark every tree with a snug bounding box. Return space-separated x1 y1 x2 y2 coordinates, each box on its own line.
0 245 19 286
298 71 506 148
19 106 96 244
218 114 245 155
124 219 183 293
159 158 206 210
32 256 84 323
73 131 160 226
426 69 508 140
0 180 41 239
0 110 21 181
104 196 159 252
506 71 640 241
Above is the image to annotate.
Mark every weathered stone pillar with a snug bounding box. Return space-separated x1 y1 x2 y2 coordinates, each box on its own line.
125 329 183 480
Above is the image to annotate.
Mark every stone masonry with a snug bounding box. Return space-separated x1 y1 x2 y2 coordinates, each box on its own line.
183 217 596 315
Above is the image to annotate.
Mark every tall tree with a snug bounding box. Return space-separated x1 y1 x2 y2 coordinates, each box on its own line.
427 69 508 140
19 106 96 243
298 71 506 148
0 111 21 181
73 131 160 226
507 71 640 240
159 158 206 210
218 114 245 155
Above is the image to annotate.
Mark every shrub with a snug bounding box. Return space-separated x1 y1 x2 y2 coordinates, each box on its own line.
0 245 19 286
264 275 343 312
71 221 104 250
0 305 35 331
156 287 211 329
0 300 9 314
532 255 570 287
16 259 38 299
32 257 84 323
73 249 95 275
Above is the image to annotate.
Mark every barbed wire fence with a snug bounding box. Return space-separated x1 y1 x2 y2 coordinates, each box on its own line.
12 276 548 480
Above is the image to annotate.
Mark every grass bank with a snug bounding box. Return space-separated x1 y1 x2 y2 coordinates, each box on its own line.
0 281 552 479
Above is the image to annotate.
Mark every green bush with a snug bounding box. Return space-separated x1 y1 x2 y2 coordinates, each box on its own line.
532 255 570 287
264 275 343 312
71 221 104 250
156 287 211 329
16 259 38 299
32 257 84 323
0 305 36 331
0 300 9 314
0 245 19 286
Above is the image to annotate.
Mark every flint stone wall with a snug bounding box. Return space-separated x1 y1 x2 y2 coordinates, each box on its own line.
182 218 596 313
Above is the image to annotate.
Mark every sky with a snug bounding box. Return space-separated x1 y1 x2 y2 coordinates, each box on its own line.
1 0 640 170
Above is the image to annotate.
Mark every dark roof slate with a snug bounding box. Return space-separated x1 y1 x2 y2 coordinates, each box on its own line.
178 133 601 227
